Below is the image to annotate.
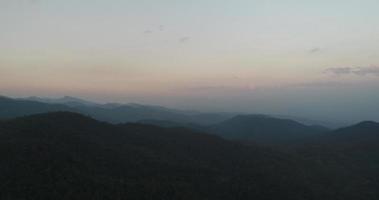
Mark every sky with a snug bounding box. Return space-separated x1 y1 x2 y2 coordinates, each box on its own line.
1 0 379 123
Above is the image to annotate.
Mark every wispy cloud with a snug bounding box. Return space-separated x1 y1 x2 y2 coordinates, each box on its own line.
291 81 346 88
144 30 153 34
143 25 165 34
308 47 322 54
324 67 352 75
353 66 379 76
324 66 379 76
179 36 191 43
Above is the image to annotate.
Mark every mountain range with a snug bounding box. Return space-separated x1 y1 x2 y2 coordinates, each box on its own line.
0 112 312 200
0 111 379 199
8 95 338 127
2 95 377 145
0 96 234 125
207 115 329 144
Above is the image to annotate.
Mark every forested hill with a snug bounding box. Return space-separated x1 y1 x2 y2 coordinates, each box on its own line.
208 115 328 143
0 112 379 199
0 112 312 200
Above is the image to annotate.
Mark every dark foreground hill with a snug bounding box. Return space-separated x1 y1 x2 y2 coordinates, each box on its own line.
0 112 315 200
1 112 379 199
294 121 379 200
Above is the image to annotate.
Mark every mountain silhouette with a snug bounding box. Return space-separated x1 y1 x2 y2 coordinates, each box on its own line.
23 96 100 107
0 96 232 125
0 96 76 119
332 121 379 137
209 114 328 144
0 112 315 200
0 111 379 199
293 120 379 199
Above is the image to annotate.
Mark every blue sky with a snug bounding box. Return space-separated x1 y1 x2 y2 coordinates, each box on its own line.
1 0 379 122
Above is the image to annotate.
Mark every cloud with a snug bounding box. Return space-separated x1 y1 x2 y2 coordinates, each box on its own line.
308 48 322 54
324 67 352 75
290 81 348 88
179 36 191 43
144 30 153 34
143 25 165 34
324 66 379 76
353 66 379 76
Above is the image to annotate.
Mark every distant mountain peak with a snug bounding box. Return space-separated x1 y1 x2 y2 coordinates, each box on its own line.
61 96 80 100
232 114 270 119
0 95 12 100
14 111 92 120
355 121 379 127
231 114 273 120
22 96 99 107
7 111 101 127
226 114 298 125
211 114 328 143
332 121 379 138
337 121 379 131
